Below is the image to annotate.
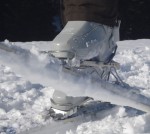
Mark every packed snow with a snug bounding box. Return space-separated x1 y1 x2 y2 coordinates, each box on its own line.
0 39 150 134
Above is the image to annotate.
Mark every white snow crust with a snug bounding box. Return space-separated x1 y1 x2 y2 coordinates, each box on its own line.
0 39 150 134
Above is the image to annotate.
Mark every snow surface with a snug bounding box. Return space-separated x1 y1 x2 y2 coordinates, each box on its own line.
0 39 150 134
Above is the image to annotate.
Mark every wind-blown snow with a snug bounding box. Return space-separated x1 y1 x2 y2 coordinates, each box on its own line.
0 39 150 134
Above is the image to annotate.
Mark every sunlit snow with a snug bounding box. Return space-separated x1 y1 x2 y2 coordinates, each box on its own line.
0 39 150 134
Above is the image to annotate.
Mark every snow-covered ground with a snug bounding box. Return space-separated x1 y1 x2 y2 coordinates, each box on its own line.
0 39 150 134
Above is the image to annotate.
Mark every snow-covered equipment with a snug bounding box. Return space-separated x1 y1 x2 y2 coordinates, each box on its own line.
47 21 118 62
41 21 126 119
1 38 150 134
1 22 150 122
41 21 124 86
49 90 93 120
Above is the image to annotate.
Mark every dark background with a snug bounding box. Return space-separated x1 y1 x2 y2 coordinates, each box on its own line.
0 0 150 42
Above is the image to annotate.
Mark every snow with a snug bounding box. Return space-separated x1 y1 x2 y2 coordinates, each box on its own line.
0 39 150 134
